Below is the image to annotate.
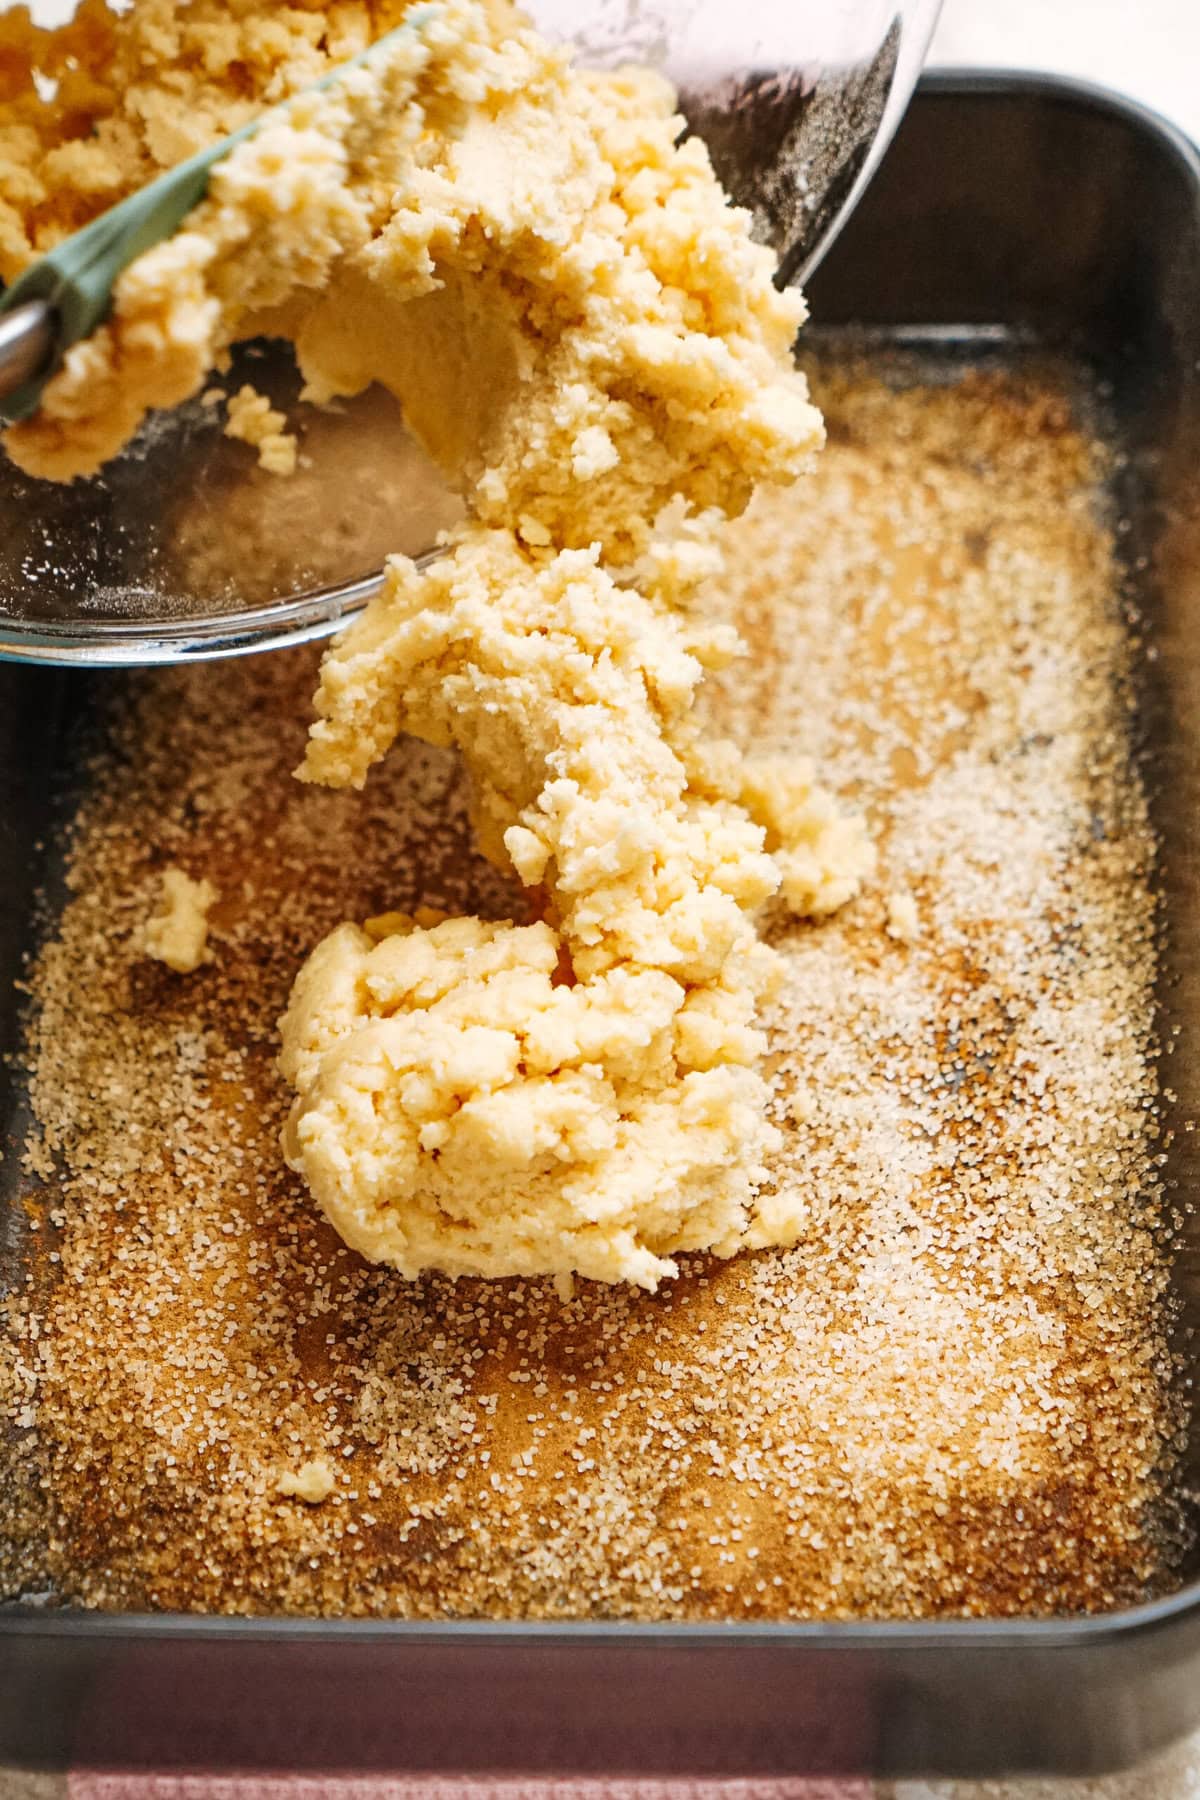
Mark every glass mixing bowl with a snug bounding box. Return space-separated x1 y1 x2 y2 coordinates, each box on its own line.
0 0 942 665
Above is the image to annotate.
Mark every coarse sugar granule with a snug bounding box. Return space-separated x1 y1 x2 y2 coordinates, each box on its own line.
0 354 1184 1617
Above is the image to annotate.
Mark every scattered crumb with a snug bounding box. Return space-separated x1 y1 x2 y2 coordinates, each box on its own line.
223 385 298 477
885 890 921 942
786 1089 815 1127
140 867 216 974
276 1460 336 1504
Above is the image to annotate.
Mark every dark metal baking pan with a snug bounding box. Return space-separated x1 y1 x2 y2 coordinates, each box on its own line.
3 70 1200 1779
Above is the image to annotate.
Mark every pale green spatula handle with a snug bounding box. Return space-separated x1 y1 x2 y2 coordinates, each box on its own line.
0 10 431 426
0 134 246 424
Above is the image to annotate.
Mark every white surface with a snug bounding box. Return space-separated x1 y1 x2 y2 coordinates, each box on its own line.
929 0 1199 142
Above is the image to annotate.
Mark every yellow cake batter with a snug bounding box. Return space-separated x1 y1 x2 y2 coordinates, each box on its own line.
0 0 873 1287
140 866 217 973
224 383 298 475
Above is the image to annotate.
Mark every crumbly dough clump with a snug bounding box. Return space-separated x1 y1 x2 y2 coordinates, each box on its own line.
3 0 872 1287
224 384 298 475
885 890 921 943
282 537 805 1286
275 1460 337 1504
140 867 216 974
